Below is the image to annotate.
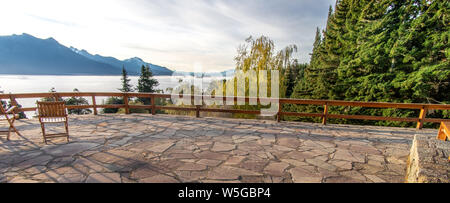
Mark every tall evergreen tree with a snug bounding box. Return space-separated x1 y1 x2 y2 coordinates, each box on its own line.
119 66 133 92
137 65 159 104
291 0 449 127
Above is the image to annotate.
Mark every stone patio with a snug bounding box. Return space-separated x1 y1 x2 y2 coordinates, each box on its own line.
0 114 437 183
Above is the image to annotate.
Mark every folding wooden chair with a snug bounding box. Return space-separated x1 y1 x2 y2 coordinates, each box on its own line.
0 102 21 140
37 101 69 144
437 122 449 141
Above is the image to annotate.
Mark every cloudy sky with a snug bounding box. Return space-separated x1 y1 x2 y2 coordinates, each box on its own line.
0 0 335 72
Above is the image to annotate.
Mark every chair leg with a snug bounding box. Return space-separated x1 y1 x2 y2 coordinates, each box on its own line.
65 121 69 143
11 125 21 137
40 123 47 144
6 118 19 141
7 127 11 141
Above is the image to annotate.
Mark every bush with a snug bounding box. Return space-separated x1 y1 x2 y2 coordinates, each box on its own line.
102 97 124 114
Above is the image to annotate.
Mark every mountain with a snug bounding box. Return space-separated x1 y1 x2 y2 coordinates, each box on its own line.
0 33 173 76
172 69 235 77
70 47 173 76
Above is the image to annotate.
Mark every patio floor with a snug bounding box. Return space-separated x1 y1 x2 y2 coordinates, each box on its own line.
0 114 437 183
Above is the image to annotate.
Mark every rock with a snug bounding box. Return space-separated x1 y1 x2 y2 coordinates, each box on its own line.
333 149 365 163
195 151 229 160
272 145 295 152
139 174 178 183
165 153 196 159
85 173 121 183
365 174 386 183
350 144 381 155
285 151 316 160
15 155 53 169
324 176 362 183
264 162 290 176
329 160 353 170
175 171 208 182
239 160 269 172
277 137 301 148
224 156 246 165
44 143 99 157
208 166 262 180
340 170 367 181
305 159 337 171
24 166 47 175
211 143 236 152
9 176 40 183
89 149 136 164
280 159 309 167
289 168 322 183
57 173 86 183
131 167 160 179
177 163 207 171
197 159 222 167
147 142 175 153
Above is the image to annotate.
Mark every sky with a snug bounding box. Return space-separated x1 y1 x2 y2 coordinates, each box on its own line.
0 0 335 72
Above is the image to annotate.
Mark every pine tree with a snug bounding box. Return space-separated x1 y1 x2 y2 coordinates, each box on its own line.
293 0 449 127
310 27 322 69
394 0 450 103
283 65 295 98
119 66 133 92
299 1 352 100
137 65 159 104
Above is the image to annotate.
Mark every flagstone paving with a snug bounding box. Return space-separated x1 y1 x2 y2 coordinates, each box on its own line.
0 114 437 183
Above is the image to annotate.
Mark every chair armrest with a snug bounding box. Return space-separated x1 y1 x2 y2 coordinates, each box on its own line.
5 106 17 114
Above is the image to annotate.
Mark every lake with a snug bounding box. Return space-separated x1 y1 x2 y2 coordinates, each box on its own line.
0 75 225 117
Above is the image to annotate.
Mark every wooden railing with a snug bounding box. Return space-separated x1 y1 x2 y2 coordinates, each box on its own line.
1 92 449 129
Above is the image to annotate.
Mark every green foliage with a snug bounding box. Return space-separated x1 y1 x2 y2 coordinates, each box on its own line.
117 100 149 114
290 0 450 127
119 66 133 92
102 97 123 114
137 65 159 104
64 88 92 115
223 35 298 119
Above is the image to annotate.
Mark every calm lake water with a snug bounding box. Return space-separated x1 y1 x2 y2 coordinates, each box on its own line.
0 75 225 117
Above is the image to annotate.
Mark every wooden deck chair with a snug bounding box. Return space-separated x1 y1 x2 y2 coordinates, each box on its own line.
437 122 449 141
37 101 69 144
0 102 21 140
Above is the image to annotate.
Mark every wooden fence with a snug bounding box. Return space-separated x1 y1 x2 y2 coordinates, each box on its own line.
1 92 449 129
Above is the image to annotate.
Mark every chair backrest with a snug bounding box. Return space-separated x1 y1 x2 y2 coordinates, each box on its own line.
37 101 67 118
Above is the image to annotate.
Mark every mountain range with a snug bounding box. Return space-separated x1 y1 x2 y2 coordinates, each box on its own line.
0 33 173 76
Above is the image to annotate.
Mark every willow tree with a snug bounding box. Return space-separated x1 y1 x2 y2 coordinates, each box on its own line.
228 36 297 118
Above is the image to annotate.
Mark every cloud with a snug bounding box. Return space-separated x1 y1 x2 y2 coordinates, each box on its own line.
0 0 335 72
27 14 78 27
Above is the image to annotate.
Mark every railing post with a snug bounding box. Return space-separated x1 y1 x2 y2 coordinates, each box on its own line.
195 105 200 118
92 96 97 115
416 106 427 129
124 94 130 114
53 93 60 101
151 94 156 115
322 103 328 125
277 100 282 122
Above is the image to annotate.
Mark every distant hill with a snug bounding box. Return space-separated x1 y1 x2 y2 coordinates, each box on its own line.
172 69 235 77
70 47 173 76
0 33 173 76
